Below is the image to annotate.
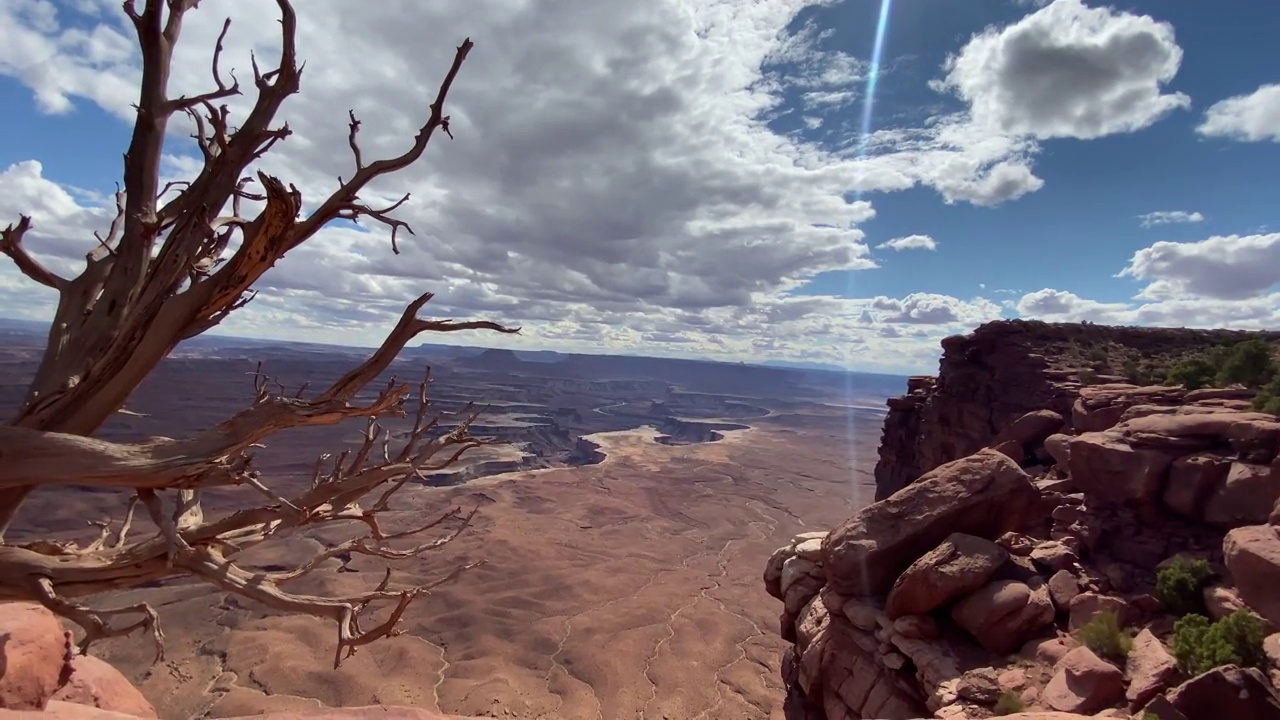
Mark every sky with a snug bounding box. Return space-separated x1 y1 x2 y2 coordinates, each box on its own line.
2 0 1279 374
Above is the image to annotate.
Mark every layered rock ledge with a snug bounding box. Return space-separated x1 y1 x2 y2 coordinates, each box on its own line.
769 321 1280 720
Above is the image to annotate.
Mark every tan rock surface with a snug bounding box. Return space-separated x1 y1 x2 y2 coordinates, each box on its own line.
0 603 67 711
825 449 1038 597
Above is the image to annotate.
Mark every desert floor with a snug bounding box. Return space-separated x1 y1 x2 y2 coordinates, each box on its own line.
82 409 880 719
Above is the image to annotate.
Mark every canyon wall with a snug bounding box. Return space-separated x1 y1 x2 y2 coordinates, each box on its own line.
873 319 1280 500
769 319 1280 720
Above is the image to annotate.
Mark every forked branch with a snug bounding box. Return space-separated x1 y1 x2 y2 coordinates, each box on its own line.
0 216 67 291
1 0 515 668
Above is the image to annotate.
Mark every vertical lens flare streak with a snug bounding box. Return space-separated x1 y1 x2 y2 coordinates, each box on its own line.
846 0 893 509
856 0 894 163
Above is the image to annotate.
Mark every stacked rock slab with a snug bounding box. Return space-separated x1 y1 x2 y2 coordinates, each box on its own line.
872 319 1280 500
771 321 1280 720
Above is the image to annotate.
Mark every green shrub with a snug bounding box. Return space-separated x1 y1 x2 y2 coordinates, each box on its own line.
1166 356 1217 390
1170 610 1268 676
1216 338 1278 388
1252 374 1280 415
1156 556 1213 616
992 690 1025 716
1075 610 1133 662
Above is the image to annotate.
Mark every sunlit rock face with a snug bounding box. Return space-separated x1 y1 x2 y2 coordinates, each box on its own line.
768 318 1280 719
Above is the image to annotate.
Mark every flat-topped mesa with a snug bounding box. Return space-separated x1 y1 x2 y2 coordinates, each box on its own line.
873 319 1280 500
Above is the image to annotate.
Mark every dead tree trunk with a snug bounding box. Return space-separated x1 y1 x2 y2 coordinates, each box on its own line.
0 0 516 667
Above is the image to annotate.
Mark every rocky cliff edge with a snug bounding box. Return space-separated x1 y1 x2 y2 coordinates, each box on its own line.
767 320 1280 720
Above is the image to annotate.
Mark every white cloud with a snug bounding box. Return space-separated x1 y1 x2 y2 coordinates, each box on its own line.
1015 288 1132 322
1017 287 1280 331
1019 231 1280 331
1119 233 1280 301
0 0 1219 374
868 293 1003 326
1197 83 1280 143
934 0 1190 140
878 234 937 252
1138 210 1205 228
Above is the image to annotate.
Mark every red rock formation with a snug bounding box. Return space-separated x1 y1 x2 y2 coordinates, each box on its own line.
0 603 485 720
770 319 1280 720
873 319 1280 500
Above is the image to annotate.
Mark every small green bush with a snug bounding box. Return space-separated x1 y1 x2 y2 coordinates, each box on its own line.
1253 374 1280 416
1217 338 1278 388
1156 556 1213 616
992 690 1025 716
1170 610 1267 676
1075 610 1133 662
1165 356 1217 390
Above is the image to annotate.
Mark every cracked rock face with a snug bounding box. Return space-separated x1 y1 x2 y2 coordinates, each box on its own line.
768 320 1280 720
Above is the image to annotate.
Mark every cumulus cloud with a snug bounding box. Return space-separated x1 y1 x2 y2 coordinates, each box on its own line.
0 0 1219 373
1197 83 1280 143
934 0 1190 140
1138 210 1204 228
868 294 1003 326
1119 233 1280 301
1015 289 1131 322
1017 287 1280 331
878 234 937 252
1020 231 1280 331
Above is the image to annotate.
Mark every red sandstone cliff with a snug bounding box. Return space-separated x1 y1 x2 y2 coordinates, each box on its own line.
873 319 1280 500
768 319 1280 720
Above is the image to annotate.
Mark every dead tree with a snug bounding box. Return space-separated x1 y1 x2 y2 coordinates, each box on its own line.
0 0 517 668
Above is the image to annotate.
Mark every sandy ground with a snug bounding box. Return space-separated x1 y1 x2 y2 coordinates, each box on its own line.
87 410 881 719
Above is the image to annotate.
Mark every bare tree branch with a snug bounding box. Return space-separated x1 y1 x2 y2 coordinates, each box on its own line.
0 0 513 666
1 216 68 291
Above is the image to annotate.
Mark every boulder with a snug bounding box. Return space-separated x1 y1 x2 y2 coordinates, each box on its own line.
951 579 1055 655
1047 570 1080 609
0 603 66 710
996 410 1066 448
885 533 1008 619
956 667 1001 703
824 449 1039 597
1067 432 1175 506
794 537 825 562
1124 629 1177 711
1067 593 1131 632
1139 695 1192 720
781 555 818 597
1030 541 1078 573
1162 453 1231 519
1223 525 1280 627
1120 411 1280 452
998 532 1037 557
50 655 156 718
1163 665 1280 720
1202 585 1263 625
1205 461 1280 528
1041 646 1125 714
891 614 939 640
1044 433 1073 467
1072 384 1185 433
764 545 789 600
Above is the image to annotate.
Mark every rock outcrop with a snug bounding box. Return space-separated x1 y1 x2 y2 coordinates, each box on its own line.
769 320 1280 720
0 603 485 719
872 320 1280 500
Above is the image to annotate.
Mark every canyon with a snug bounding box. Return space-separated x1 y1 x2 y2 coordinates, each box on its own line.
0 320 894 719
